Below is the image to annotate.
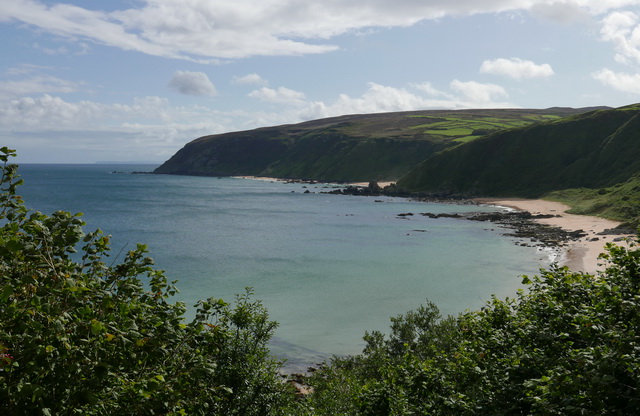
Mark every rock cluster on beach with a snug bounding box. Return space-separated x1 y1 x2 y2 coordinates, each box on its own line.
400 210 625 250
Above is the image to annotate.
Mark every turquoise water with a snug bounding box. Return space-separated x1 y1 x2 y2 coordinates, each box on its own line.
17 164 549 370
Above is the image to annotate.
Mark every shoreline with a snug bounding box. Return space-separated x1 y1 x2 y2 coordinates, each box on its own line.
232 175 395 188
476 198 633 274
234 176 633 274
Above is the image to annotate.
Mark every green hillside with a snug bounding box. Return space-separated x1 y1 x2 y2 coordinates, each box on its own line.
155 104 640 225
398 104 640 197
545 174 640 225
154 108 589 182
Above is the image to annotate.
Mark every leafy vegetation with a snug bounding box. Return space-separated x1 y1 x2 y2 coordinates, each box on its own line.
302 235 640 415
155 108 589 182
0 148 297 415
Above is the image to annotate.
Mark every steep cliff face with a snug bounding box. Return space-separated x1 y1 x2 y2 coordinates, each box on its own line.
153 128 294 176
155 107 591 181
397 105 640 197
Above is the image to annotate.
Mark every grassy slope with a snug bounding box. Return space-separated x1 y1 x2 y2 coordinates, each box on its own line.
398 105 640 196
154 108 589 181
397 104 640 225
544 174 640 227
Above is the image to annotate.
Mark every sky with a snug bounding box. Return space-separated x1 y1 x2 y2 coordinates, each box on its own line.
2 1 640 163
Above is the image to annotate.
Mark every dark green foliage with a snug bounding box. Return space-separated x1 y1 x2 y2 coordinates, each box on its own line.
305 234 640 415
0 148 297 415
155 108 588 182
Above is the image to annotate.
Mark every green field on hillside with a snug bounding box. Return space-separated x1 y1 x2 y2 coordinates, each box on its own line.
407 114 562 144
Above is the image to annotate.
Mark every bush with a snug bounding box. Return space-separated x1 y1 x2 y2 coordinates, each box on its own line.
0 148 296 415
306 233 640 415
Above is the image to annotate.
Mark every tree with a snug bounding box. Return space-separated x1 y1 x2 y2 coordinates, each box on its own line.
0 147 296 415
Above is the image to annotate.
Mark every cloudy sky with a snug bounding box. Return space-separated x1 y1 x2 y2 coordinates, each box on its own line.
2 0 640 163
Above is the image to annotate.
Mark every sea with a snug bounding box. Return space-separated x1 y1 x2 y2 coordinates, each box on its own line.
16 164 552 371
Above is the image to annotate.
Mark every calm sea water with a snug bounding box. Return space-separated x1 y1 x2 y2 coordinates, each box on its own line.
17 164 550 370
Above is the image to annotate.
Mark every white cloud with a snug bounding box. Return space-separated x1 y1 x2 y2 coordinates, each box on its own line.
329 83 436 115
0 93 230 162
0 64 80 99
32 42 68 55
480 58 555 80
168 70 217 96
1 94 158 129
0 75 78 98
450 80 509 103
245 80 515 125
592 8 640 96
4 0 640 61
411 82 455 98
593 68 640 94
248 86 306 104
529 1 591 23
233 73 268 86
599 11 640 65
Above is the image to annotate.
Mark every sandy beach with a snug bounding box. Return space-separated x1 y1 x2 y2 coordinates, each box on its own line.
232 176 395 188
232 175 283 182
477 198 633 275
235 176 395 188
349 181 394 188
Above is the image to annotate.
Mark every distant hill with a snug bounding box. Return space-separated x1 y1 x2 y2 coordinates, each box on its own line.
154 107 594 182
397 104 640 198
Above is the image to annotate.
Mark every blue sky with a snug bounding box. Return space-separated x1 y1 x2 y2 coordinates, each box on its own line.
2 0 640 163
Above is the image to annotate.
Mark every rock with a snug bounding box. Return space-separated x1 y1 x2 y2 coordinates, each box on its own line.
367 181 382 193
289 381 314 398
420 210 592 248
321 181 387 196
420 212 462 219
600 226 637 235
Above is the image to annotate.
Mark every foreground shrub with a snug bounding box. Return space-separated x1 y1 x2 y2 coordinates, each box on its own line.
306 234 640 415
0 147 296 415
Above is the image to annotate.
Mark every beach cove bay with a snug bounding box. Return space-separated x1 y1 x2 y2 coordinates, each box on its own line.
18 164 552 370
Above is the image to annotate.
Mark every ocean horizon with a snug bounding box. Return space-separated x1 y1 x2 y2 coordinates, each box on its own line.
17 163 551 371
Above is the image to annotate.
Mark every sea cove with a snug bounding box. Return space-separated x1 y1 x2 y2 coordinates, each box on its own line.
18 164 551 370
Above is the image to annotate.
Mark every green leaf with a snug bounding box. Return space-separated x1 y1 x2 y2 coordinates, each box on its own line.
90 319 105 335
